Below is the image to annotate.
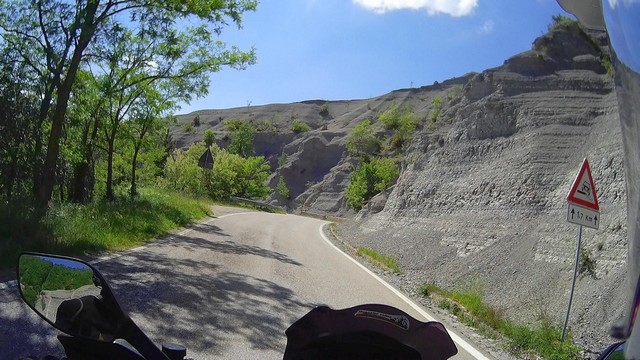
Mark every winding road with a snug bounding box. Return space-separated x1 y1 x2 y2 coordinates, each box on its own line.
1 206 492 359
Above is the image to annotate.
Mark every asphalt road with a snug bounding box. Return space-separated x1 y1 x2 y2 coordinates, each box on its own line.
1 207 492 359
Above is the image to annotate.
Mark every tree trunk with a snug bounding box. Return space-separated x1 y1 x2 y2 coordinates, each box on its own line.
5 152 18 201
106 134 116 201
130 145 140 198
70 114 100 204
71 161 91 204
36 1 99 209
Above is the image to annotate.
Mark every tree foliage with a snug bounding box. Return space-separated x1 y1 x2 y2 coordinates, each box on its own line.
548 14 577 31
276 176 290 199
379 102 401 130
0 59 39 201
345 120 381 158
390 105 419 150
227 120 255 157
204 129 216 147
290 118 312 133
345 157 399 210
0 0 257 207
160 142 270 200
429 96 443 122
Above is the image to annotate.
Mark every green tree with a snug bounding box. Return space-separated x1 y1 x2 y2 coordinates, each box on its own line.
345 120 381 158
391 106 419 149
93 17 239 201
161 142 270 200
227 121 255 157
124 84 178 198
0 59 39 201
429 96 443 122
0 0 257 208
277 176 290 199
206 150 270 200
379 103 401 130
65 70 108 204
278 150 288 167
204 129 216 147
161 142 209 197
346 157 399 210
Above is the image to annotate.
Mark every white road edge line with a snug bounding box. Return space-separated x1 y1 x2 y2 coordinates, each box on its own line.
318 223 491 360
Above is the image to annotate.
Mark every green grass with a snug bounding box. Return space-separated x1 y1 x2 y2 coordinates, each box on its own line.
0 188 213 271
418 283 581 360
356 247 401 274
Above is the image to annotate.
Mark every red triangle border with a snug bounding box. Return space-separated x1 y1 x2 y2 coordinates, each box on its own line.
567 159 600 211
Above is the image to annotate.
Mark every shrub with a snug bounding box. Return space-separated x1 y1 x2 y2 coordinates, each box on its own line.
227 121 255 157
192 115 201 127
445 85 464 105
390 106 419 150
379 102 401 130
548 14 577 31
204 129 216 147
345 120 381 157
181 122 195 133
319 103 330 117
278 150 287 167
276 176 290 199
579 249 596 277
345 157 399 210
429 96 443 122
290 118 312 133
206 151 270 200
160 142 270 200
160 142 209 197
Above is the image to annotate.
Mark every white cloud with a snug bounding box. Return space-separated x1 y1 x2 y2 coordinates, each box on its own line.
609 0 640 8
478 19 494 34
353 0 478 17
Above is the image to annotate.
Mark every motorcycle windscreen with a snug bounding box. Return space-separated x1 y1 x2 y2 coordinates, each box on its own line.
283 304 458 360
603 1 640 356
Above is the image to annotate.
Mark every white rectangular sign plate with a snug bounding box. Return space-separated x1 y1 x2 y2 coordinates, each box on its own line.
567 203 600 229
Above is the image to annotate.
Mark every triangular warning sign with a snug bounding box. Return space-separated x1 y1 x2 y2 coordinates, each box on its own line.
567 159 599 211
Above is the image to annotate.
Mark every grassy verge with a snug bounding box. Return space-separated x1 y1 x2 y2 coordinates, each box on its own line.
418 284 581 359
356 247 401 274
0 188 213 271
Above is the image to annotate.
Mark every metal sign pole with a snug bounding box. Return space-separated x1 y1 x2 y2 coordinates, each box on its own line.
562 225 583 342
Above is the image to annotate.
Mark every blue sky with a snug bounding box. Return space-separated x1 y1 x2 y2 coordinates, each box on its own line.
177 0 569 114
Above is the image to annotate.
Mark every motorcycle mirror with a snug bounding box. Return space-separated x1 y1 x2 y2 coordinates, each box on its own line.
17 253 173 359
17 253 125 342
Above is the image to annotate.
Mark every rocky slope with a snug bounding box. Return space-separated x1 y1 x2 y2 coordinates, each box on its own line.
343 26 626 355
174 23 627 355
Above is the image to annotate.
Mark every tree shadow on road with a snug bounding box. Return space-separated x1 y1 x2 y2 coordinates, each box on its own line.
164 234 302 266
183 222 230 237
0 286 65 358
1 212 310 358
94 238 311 357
